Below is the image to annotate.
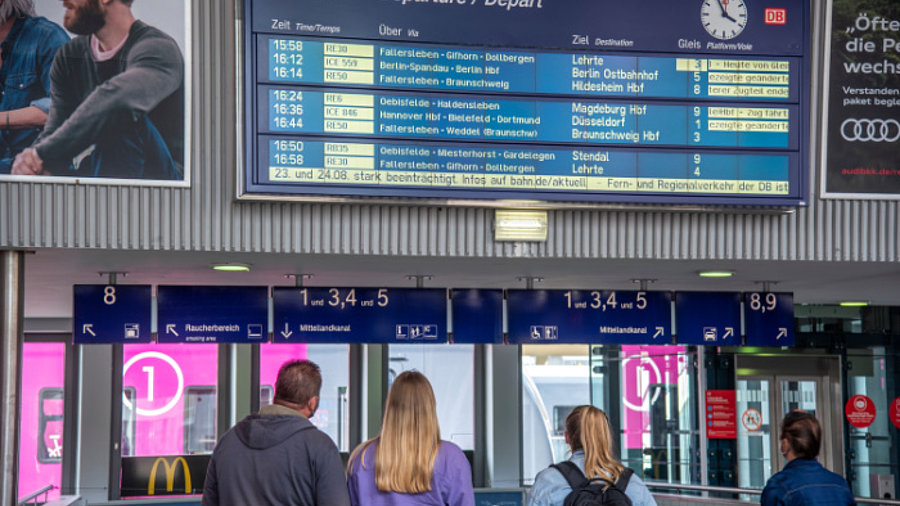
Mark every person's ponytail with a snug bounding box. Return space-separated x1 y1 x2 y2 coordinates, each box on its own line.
575 406 624 486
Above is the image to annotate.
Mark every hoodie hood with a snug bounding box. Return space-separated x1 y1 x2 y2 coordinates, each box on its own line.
234 405 315 450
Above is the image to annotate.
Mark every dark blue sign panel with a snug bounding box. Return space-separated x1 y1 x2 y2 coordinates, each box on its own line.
273 287 447 343
507 290 671 344
744 292 794 346
675 291 741 345
157 286 268 343
244 0 810 206
73 285 152 344
451 289 502 344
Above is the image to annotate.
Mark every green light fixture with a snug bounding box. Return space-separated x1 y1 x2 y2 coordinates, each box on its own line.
211 263 251 272
697 270 734 278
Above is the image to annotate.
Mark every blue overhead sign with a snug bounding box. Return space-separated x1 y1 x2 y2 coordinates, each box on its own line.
273 287 447 343
73 285 152 344
157 286 269 343
451 289 503 344
507 290 672 344
744 292 794 347
675 291 741 345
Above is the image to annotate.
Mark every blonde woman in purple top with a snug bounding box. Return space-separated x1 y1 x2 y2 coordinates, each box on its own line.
347 371 474 506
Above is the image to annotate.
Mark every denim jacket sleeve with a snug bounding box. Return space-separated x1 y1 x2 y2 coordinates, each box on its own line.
761 479 786 506
526 467 570 506
624 474 658 506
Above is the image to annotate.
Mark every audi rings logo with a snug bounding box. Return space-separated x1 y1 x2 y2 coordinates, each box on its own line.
840 118 900 142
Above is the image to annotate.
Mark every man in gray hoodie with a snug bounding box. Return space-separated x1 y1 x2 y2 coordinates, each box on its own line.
201 359 351 506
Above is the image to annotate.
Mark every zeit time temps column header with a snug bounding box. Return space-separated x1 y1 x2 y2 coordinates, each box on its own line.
244 0 809 206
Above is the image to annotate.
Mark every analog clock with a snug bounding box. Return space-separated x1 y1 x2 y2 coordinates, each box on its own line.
701 0 748 40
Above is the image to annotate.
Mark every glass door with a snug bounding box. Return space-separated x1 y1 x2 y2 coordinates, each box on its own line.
774 377 828 472
736 377 773 490
735 355 841 492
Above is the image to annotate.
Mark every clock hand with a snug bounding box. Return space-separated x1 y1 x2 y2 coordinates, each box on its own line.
717 0 738 22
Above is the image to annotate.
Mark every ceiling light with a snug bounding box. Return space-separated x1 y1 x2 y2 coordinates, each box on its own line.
839 301 868 307
211 263 251 272
494 210 548 241
698 270 734 278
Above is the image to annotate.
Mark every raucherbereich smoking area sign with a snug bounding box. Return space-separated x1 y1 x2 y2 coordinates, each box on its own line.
821 0 900 199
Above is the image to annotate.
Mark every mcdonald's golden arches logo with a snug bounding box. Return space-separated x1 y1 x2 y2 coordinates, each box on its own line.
148 456 192 495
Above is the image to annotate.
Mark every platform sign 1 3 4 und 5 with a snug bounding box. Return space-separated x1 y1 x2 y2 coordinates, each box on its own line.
74 285 152 344
273 287 447 343
507 290 671 344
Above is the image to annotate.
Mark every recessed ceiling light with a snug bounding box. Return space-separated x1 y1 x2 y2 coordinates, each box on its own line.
494 210 548 241
698 270 734 278
839 301 868 307
211 263 251 272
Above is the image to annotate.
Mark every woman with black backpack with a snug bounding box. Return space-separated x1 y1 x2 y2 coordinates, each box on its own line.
527 405 657 506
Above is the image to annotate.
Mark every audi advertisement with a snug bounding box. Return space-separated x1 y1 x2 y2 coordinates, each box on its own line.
822 0 900 198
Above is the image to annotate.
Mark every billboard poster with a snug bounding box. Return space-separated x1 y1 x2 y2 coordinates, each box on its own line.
0 0 190 186
620 345 686 450
821 0 900 198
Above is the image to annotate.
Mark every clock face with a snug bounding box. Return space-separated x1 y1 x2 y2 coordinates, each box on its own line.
701 0 748 40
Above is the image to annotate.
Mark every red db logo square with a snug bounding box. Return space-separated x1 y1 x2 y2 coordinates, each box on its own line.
765 8 786 24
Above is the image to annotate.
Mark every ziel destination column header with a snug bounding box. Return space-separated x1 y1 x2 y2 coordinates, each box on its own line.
244 0 810 206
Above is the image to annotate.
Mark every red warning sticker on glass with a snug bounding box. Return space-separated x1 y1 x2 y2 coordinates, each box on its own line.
845 394 876 429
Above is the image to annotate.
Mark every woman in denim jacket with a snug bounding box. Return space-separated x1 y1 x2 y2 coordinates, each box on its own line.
761 411 856 506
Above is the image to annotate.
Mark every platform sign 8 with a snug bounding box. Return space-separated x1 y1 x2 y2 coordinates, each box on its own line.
73 285 153 344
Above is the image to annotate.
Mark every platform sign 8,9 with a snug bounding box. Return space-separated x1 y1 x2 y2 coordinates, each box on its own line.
744 292 794 346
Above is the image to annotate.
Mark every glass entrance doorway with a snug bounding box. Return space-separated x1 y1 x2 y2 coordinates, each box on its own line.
735 355 843 491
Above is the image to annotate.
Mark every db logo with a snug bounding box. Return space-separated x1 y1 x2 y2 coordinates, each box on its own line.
765 8 786 24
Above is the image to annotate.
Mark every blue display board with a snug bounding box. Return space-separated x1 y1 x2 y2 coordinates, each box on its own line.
744 292 794 346
675 291 741 345
157 286 269 343
273 287 447 343
244 0 809 205
507 290 672 344
73 285 152 344
451 289 503 344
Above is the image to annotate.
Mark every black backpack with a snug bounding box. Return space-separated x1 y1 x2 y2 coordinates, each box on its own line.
550 461 634 506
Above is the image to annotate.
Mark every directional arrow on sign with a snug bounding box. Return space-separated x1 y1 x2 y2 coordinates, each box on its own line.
776 328 787 340
83 324 96 336
281 323 293 339
166 324 179 337
723 327 735 339
653 327 664 339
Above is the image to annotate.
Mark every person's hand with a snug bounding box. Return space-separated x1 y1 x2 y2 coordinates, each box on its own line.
11 148 48 175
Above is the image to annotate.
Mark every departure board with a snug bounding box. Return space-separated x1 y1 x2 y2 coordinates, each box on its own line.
243 0 810 206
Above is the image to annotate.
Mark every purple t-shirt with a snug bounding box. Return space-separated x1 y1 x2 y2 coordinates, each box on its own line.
347 440 474 506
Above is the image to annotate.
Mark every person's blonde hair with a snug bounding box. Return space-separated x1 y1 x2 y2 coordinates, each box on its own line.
349 371 441 493
565 405 624 486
